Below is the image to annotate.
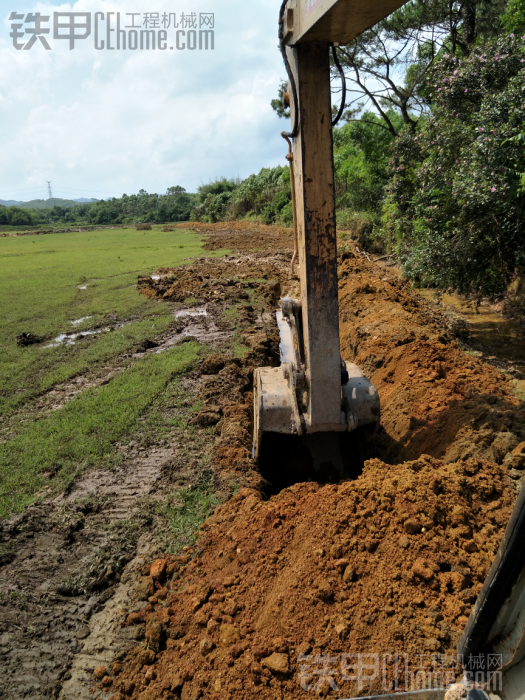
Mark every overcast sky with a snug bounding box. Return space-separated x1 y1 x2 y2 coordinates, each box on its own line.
0 0 286 201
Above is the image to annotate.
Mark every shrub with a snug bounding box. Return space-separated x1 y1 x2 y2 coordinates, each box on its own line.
389 35 525 297
136 223 152 231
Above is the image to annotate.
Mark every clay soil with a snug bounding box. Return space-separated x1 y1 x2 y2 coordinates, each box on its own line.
94 223 525 700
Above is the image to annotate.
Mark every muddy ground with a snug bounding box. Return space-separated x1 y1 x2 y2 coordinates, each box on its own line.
1 222 525 699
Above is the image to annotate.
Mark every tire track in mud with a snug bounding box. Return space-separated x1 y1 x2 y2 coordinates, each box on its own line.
0 304 232 444
0 437 201 699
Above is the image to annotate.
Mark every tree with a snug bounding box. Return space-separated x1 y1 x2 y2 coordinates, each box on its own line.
166 186 186 197
503 0 525 31
334 110 405 211
389 34 525 297
334 0 507 135
272 0 507 135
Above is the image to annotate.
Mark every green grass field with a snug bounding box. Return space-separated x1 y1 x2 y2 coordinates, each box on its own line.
0 225 217 518
0 226 208 416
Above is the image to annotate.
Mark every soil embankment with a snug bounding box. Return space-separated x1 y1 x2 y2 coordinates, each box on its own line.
96 223 525 700
337 255 525 469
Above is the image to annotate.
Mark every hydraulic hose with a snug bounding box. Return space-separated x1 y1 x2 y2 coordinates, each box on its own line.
278 0 299 139
283 135 299 278
331 45 347 127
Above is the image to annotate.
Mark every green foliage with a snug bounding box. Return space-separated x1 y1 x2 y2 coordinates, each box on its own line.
389 35 525 296
82 187 196 225
503 0 525 32
190 167 292 225
0 187 197 228
333 111 404 212
0 205 39 227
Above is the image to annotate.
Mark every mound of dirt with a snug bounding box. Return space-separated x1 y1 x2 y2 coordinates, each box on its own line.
338 253 525 481
107 455 513 700
176 221 294 253
137 253 293 306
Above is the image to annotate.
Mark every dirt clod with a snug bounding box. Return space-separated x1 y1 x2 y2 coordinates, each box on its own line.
16 331 44 346
150 558 167 581
136 576 155 600
262 652 290 676
93 665 108 680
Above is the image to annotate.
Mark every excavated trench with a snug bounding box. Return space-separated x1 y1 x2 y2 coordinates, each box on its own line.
258 431 366 497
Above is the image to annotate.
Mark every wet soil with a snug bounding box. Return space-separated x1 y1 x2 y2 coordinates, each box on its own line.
1 305 232 442
0 380 221 700
2 222 525 699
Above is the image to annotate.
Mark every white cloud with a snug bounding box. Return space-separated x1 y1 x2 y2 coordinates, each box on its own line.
0 0 287 200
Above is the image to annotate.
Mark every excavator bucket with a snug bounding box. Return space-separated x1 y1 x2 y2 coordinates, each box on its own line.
254 298 380 490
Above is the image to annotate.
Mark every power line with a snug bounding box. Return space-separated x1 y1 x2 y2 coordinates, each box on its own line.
47 181 53 199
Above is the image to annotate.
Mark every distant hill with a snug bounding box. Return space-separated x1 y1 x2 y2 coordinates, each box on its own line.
0 197 99 210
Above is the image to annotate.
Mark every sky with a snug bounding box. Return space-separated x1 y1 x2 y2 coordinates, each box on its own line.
0 0 287 201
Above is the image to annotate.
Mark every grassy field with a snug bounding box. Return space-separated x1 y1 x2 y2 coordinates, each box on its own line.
0 225 218 518
0 225 207 416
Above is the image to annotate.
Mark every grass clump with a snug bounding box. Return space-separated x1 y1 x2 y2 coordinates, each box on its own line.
156 472 218 554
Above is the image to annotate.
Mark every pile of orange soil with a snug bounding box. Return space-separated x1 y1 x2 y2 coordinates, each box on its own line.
338 253 525 477
105 228 525 700
104 456 513 700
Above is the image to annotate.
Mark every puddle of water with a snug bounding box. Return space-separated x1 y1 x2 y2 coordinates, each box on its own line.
155 316 230 354
420 289 525 375
44 329 108 348
175 307 207 319
71 316 92 326
151 275 161 281
276 309 295 364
